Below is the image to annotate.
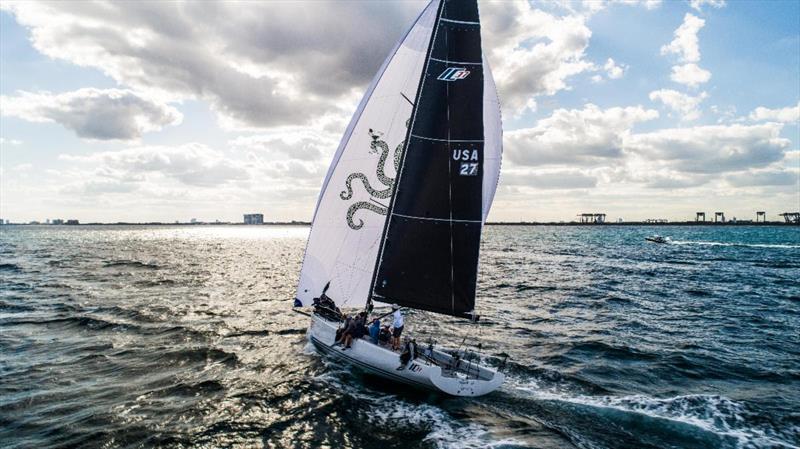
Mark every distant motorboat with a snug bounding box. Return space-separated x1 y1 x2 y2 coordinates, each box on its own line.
646 235 669 244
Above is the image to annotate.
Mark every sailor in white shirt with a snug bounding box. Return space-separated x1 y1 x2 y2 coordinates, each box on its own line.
391 304 404 351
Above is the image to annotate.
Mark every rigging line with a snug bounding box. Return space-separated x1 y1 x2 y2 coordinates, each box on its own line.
410 134 483 143
400 92 414 106
430 57 482 66
440 17 480 25
369 197 389 209
445 9 455 316
391 213 481 223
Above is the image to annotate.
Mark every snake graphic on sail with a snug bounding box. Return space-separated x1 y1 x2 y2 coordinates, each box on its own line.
341 127 404 230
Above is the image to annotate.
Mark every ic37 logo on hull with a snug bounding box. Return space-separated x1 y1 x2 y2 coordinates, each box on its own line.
437 67 470 82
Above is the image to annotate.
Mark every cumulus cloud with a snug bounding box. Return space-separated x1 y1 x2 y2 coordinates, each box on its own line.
604 58 626 79
625 123 790 173
690 0 726 12
749 102 800 123
726 169 798 187
709 104 737 123
62 179 140 195
643 172 711 189
580 0 662 14
61 143 249 188
1 88 181 140
649 89 708 120
262 159 325 180
661 13 704 62
503 105 793 194
0 1 420 129
505 104 659 166
481 2 594 114
670 63 712 87
592 58 627 83
3 1 795 222
503 169 598 189
228 130 337 161
661 13 711 87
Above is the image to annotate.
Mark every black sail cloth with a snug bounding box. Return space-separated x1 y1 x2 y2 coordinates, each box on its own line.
373 0 484 319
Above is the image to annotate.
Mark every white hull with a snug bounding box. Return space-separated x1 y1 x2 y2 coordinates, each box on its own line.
307 314 504 397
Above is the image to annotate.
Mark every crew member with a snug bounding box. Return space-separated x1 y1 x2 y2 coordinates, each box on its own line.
391 304 404 351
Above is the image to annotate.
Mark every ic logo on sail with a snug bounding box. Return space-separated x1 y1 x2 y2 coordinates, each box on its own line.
437 67 470 82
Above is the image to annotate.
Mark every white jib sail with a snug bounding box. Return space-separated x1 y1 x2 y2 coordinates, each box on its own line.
482 55 503 223
296 1 441 309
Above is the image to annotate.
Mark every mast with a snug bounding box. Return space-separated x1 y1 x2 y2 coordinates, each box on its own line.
371 0 486 319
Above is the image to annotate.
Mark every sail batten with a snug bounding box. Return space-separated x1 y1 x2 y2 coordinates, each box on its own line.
391 213 482 223
409 134 483 143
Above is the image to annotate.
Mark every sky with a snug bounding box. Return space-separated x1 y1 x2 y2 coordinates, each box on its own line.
0 0 798 223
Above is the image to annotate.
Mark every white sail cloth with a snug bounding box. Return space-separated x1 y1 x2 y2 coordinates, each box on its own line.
296 0 502 310
482 55 503 224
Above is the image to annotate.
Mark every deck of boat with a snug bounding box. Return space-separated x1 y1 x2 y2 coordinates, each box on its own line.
315 314 491 381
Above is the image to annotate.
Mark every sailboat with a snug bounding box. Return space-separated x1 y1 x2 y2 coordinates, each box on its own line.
294 0 504 397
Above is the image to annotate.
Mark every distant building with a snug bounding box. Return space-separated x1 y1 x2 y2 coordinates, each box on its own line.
46 219 51 224
244 213 264 225
190 218 198 224
52 219 64 225
65 219 79 225
577 213 606 224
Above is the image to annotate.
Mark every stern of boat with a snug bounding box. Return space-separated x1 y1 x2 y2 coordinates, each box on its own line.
429 368 504 397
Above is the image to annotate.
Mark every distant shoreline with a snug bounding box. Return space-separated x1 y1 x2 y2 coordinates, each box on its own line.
2 221 797 227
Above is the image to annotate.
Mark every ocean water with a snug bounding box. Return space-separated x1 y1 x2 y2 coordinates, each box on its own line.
1 224 798 449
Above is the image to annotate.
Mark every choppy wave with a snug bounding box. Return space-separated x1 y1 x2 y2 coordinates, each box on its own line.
0 262 22 271
370 398 522 449
2 224 799 449
314 360 523 449
1 315 135 332
102 260 161 269
510 376 799 449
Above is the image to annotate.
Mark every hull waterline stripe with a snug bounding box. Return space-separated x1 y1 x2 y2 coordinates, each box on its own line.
310 336 436 391
430 57 482 66
410 134 484 143
392 213 482 223
440 18 480 25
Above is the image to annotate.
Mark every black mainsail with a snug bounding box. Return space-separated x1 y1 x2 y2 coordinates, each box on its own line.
372 0 485 318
